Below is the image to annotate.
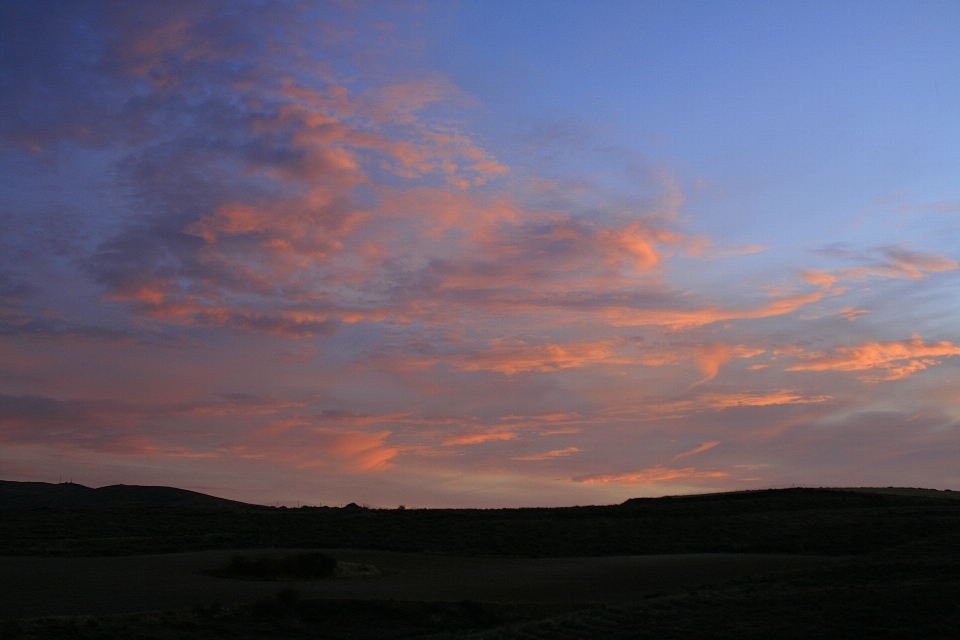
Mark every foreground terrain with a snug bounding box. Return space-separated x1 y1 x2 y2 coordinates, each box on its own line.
1 549 829 617
1 484 958 638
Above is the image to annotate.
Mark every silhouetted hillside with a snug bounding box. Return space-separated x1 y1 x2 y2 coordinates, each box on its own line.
1 485 958 557
0 481 255 510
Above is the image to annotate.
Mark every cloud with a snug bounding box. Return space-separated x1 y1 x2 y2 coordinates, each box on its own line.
673 441 720 460
808 246 958 283
695 391 832 409
320 429 398 472
377 340 627 376
443 430 517 446
7 1 847 354
601 390 832 424
601 289 828 330
576 466 728 486
786 335 960 381
170 394 311 417
637 342 765 385
512 447 580 461
837 307 869 321
685 240 769 260
831 247 959 282
872 247 958 280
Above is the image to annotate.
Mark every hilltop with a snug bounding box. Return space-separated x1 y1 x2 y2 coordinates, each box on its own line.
0 480 255 510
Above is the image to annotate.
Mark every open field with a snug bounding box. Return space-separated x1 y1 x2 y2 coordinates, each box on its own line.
0 548 830 617
4 540 959 639
1 485 958 637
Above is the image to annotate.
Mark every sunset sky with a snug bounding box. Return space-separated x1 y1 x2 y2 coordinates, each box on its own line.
2 1 960 507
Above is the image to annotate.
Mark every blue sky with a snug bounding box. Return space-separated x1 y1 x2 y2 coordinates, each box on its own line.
430 1 960 236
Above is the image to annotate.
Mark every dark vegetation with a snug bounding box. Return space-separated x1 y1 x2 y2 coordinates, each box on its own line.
2 483 959 637
210 552 339 581
1 485 958 558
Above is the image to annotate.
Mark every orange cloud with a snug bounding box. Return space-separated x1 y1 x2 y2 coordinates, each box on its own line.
811 247 958 283
443 430 517 446
310 429 398 472
596 223 682 273
638 342 765 384
695 391 832 409
786 335 960 381
375 338 766 379
598 390 831 424
603 290 826 330
692 343 741 384
673 441 720 460
512 447 580 461
869 247 958 280
455 340 620 375
577 466 728 486
373 340 632 376
837 307 869 321
799 269 838 289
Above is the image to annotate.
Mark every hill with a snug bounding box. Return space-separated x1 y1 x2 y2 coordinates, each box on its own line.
0 480 255 510
0 484 958 557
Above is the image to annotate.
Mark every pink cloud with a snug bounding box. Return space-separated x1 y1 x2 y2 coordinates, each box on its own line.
600 390 831 423
673 441 720 460
786 335 960 381
808 247 958 286
602 290 828 330
837 307 869 321
577 466 728 486
323 429 398 471
443 430 517 446
636 342 765 385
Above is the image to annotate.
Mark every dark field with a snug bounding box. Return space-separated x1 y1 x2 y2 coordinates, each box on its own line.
1 548 827 617
1 485 959 638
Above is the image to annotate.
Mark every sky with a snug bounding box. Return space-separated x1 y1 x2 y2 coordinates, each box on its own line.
2 0 960 507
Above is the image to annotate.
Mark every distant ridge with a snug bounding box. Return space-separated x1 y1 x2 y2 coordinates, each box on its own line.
0 480 257 509
620 486 960 505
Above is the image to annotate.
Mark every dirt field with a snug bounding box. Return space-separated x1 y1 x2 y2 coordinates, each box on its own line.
0 549 834 618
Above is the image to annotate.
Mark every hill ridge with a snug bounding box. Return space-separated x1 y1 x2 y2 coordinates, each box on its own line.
0 480 256 509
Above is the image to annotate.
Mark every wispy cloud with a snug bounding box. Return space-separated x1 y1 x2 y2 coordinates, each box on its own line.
512 447 580 461
786 335 960 382
576 466 728 486
673 441 720 460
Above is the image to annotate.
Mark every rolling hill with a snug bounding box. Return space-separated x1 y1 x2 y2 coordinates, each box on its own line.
0 480 255 510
